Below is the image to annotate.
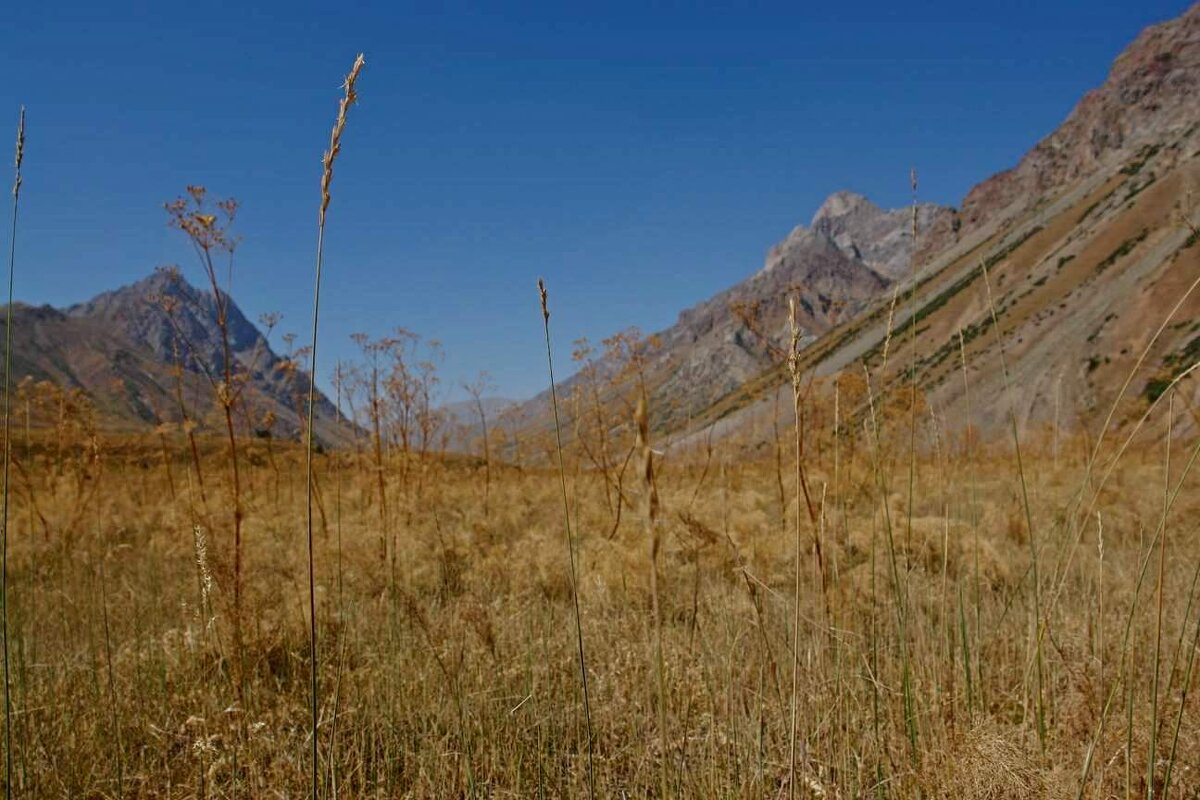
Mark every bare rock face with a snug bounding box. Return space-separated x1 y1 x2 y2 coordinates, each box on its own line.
10 269 341 441
514 189 950 434
664 2 1200 449
655 219 891 410
961 3 1200 228
652 190 951 420
806 191 954 280
68 269 267 378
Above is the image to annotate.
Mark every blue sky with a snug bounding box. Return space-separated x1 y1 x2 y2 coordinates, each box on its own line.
0 1 1190 402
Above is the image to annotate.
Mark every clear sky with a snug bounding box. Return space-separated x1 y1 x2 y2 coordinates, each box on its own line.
0 1 1191 402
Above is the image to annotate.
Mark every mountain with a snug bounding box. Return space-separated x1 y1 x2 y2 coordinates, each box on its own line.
507 2 1200 454
5 268 345 443
960 3 1200 231
677 2 1200 446
809 190 952 281
506 190 950 439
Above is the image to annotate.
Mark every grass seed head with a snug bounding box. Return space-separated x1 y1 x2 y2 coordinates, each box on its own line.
538 278 550 322
320 53 366 227
13 106 25 197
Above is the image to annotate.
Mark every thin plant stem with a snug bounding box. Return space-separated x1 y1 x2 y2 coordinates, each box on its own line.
1147 391 1171 798
2 106 25 800
1076 433 1200 796
537 278 597 800
636 397 669 799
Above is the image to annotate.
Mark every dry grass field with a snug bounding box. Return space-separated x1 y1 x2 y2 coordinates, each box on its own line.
2 389 1199 798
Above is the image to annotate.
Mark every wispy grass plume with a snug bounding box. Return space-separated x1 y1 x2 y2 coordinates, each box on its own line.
306 53 365 800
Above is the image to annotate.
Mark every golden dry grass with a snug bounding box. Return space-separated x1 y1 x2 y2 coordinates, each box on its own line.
0 411 1198 798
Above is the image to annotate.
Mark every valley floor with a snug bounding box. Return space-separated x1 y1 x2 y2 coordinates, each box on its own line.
3 421 1200 798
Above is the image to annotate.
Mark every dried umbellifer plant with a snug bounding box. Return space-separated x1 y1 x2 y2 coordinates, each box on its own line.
163 185 251 704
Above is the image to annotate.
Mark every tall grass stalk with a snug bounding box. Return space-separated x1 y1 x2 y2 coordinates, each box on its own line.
1045 232 1200 629
786 296 811 799
958 328 984 714
980 258 1045 750
861 361 918 768
1076 432 1200 796
98 556 123 798
328 365 347 800
1147 391 1171 798
1 106 25 800
537 279 596 799
905 168 919 578
305 53 365 799
1162 548 1200 797
635 397 669 799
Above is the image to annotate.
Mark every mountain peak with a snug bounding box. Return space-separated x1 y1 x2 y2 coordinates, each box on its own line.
807 192 953 280
44 269 342 441
811 191 879 226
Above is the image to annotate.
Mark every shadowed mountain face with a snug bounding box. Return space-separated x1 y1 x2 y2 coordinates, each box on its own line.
68 269 268 374
6 269 343 443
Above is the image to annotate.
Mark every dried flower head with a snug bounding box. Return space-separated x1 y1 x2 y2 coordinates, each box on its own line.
165 187 239 253
192 525 214 621
635 396 659 524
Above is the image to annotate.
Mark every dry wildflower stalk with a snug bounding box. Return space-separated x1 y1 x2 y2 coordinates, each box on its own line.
788 297 827 606
193 525 215 631
163 188 250 713
1 106 25 799
306 52 365 800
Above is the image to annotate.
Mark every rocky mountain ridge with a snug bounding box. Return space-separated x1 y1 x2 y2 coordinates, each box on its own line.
507 2 1200 452
5 269 344 443
505 189 946 436
673 2 1200 448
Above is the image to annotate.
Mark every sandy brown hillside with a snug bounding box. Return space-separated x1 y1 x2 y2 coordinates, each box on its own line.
661 2 1200 450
